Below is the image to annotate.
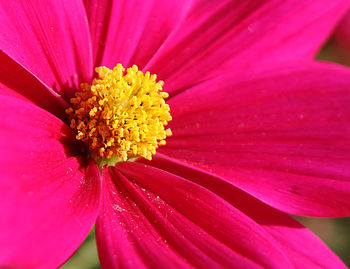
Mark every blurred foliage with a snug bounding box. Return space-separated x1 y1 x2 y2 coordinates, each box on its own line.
317 38 350 66
60 227 100 269
60 39 350 269
297 217 350 266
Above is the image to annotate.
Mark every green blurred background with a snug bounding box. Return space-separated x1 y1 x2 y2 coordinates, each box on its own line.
61 39 350 269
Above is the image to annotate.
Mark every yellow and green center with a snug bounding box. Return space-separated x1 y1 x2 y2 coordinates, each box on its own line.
66 64 172 166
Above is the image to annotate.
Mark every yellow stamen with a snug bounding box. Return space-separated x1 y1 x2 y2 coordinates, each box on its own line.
66 64 172 165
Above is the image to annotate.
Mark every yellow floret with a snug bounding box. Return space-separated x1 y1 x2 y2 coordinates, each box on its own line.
66 64 172 164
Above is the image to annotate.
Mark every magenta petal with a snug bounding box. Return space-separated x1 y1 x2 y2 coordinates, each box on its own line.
144 0 350 95
83 0 190 69
0 0 92 99
0 95 101 268
160 61 350 217
96 162 293 269
145 156 347 268
0 51 68 119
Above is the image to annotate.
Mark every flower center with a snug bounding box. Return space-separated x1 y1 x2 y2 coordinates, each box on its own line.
65 64 172 166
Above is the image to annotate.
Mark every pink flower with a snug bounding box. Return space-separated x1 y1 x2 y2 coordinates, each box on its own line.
1 0 350 268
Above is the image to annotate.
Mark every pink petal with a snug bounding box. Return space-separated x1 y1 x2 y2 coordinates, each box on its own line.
160 61 350 217
0 51 68 119
0 0 92 99
145 156 347 268
144 0 350 96
0 95 101 268
83 0 190 69
96 162 293 268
